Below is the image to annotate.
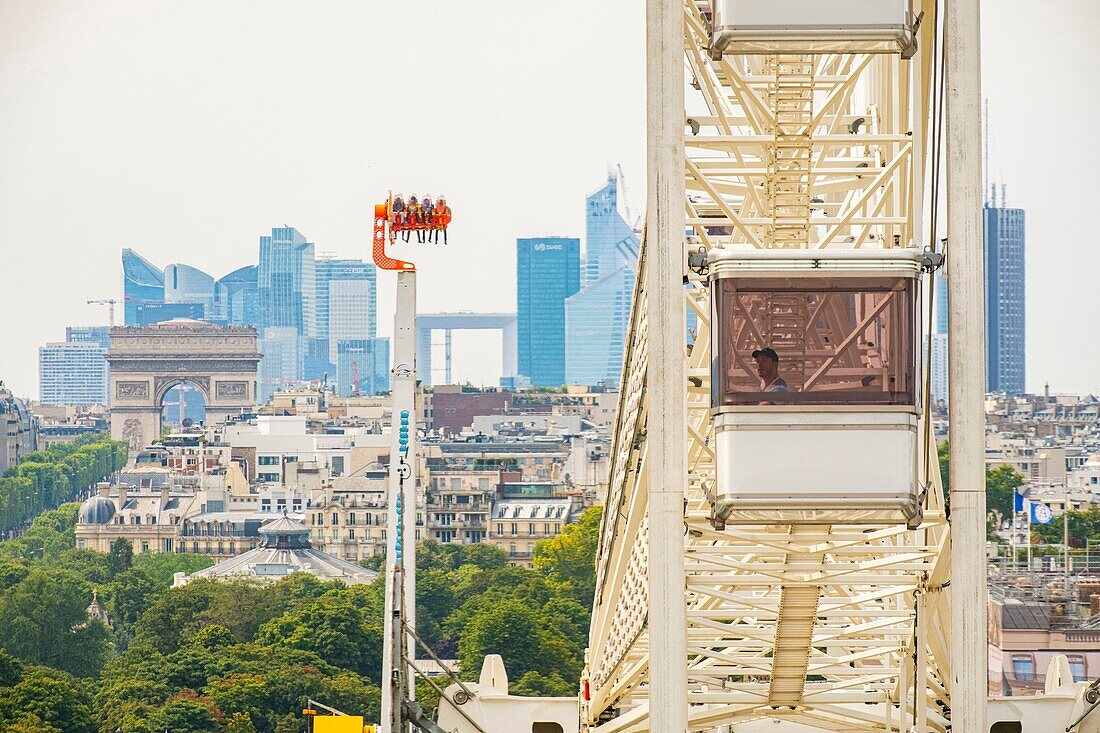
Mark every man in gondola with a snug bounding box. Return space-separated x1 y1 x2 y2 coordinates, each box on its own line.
752 347 789 393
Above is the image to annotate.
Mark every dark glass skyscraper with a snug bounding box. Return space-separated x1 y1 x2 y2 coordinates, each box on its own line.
516 237 581 387
122 249 165 325
984 204 1026 394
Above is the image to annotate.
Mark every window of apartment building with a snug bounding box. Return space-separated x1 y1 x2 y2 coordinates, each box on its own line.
331 529 339 540
510 523 518 536
1068 655 1087 682
348 528 355 540
292 500 302 512
133 516 140 525
451 478 461 490
261 500 271 512
348 512 356 525
479 477 490 491
1092 476 1098 485
528 523 535 535
332 456 345 475
332 512 339 525
258 455 279 465
316 513 324 525
364 528 371 539
1012 655 1036 681
509 543 517 557
277 499 286 512
495 523 503 537
544 523 550 536
142 542 149 552
259 473 279 482
456 495 469 505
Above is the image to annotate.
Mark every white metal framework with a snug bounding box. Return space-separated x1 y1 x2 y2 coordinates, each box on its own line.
582 2 956 730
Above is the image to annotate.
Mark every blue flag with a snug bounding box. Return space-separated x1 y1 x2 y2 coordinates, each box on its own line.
1014 492 1025 512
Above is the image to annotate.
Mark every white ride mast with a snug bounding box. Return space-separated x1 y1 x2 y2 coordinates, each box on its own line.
373 199 420 733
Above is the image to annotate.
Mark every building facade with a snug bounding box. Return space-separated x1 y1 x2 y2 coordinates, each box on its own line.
335 338 390 397
164 263 215 318
213 265 260 329
930 272 949 403
122 248 165 326
565 173 639 387
0 384 36 474
39 342 109 406
516 237 581 387
258 226 316 338
565 265 635 387
985 204 1026 394
316 257 377 364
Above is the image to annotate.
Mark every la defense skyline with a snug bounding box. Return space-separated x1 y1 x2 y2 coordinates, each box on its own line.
516 172 640 389
120 237 389 403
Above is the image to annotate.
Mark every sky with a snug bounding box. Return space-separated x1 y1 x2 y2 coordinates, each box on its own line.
0 1 1096 397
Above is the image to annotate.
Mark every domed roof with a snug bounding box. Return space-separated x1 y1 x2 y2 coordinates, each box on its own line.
78 496 116 525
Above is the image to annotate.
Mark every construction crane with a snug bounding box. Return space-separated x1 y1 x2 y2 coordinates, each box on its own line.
87 298 118 327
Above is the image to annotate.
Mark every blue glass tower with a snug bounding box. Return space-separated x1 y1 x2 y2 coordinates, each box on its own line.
214 265 260 328
122 249 165 325
984 204 1026 394
315 258 378 369
258 227 316 337
164 263 215 318
565 173 639 386
516 237 581 387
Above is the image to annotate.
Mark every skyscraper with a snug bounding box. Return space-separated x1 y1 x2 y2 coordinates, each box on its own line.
335 337 390 397
516 237 581 387
258 227 315 391
984 198 1026 394
214 265 260 329
258 327 303 403
565 173 640 387
929 272 949 402
164 263 215 318
39 342 108 406
122 249 165 325
258 227 316 337
315 257 377 367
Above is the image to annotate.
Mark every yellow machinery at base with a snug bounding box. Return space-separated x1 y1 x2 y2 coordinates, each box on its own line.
312 715 368 733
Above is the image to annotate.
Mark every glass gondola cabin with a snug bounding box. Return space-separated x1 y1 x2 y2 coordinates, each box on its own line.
708 0 917 58
709 250 924 525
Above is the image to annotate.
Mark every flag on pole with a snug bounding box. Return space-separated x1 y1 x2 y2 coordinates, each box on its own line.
1025 499 1054 525
1014 491 1026 513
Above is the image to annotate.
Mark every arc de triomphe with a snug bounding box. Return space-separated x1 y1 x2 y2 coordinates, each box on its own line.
107 321 260 453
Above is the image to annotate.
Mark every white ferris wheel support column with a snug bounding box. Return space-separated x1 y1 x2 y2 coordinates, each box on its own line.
946 0 987 730
646 0 688 730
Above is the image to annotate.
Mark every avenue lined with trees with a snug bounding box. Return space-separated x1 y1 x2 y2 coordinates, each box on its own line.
0 435 128 534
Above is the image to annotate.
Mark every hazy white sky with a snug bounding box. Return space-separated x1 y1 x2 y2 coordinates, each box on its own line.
0 2 1096 396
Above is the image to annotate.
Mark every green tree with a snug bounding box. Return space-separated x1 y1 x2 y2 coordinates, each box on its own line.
457 598 543 680
986 464 1025 526
0 665 95 733
225 711 260 733
510 670 575 697
108 538 135 577
0 646 23 687
0 567 111 677
131 551 214 587
149 699 221 733
256 594 382 681
532 506 603 605
6 712 63 733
